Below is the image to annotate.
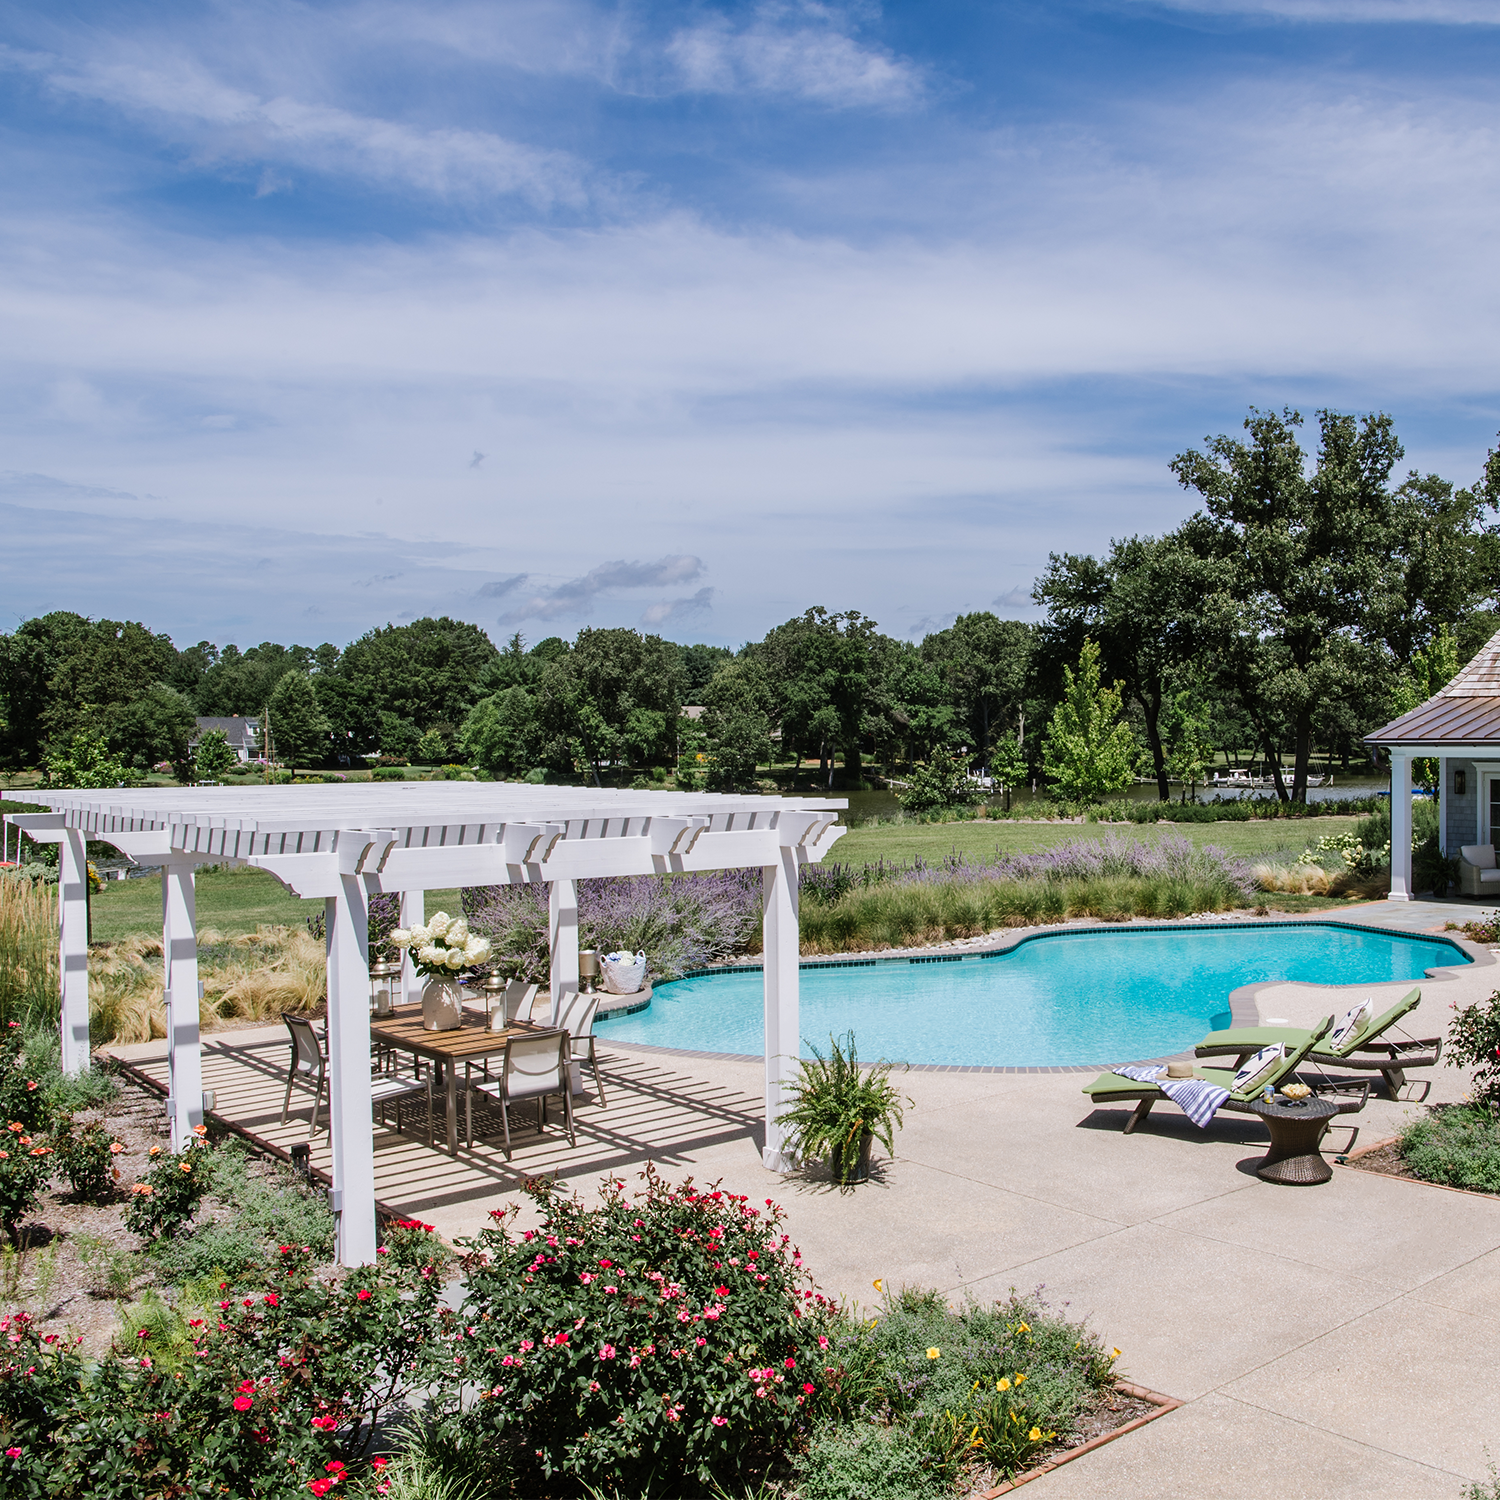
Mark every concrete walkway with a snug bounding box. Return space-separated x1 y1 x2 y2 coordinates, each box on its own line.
107 907 1500 1499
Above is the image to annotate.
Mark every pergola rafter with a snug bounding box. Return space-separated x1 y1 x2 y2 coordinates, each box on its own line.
8 783 846 1264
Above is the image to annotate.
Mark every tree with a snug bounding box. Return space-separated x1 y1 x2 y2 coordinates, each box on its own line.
337 618 500 730
700 661 772 791
1387 623 1461 792
265 671 330 767
989 735 1028 811
193 728 238 782
110 685 198 776
1159 688 1217 802
44 730 138 789
416 727 450 766
461 686 540 778
1171 407 1493 802
920 613 1033 771
38 618 178 752
894 748 984 813
1041 640 1136 803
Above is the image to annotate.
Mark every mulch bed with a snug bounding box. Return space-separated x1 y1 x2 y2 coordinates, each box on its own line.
1340 1136 1500 1199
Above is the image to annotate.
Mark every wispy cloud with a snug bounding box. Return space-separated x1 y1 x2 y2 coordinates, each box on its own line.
500 555 706 623
0 41 587 205
1129 0 1500 19
666 3 921 106
641 585 714 626
477 574 528 598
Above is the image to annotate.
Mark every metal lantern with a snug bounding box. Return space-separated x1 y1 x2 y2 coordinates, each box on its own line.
480 972 507 1029
578 949 601 994
369 959 402 1017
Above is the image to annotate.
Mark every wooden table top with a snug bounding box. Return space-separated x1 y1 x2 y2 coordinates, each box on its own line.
368 1004 555 1062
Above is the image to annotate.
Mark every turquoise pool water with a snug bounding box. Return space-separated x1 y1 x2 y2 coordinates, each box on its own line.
596 923 1469 1067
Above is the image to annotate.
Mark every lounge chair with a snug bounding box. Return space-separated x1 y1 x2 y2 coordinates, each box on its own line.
1193 987 1440 1096
1081 1016 1334 1134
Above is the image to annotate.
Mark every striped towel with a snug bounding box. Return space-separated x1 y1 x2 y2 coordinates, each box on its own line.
1113 1065 1231 1129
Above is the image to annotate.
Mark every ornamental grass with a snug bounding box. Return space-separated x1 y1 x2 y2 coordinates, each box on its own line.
0 877 56 1030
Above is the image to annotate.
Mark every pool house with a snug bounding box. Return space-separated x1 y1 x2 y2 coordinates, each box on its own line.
1366 625 1500 899
6 783 846 1265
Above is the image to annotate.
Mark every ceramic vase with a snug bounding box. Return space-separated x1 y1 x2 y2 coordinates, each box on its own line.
421 976 464 1031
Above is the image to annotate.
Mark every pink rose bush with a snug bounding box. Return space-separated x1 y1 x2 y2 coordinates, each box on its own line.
429 1165 840 1492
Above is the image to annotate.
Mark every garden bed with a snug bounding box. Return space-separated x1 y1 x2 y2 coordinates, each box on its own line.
1341 1107 1500 1199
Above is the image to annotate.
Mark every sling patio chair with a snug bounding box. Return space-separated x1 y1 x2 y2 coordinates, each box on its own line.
1081 1015 1334 1135
1192 987 1439 1096
279 1012 435 1142
463 1027 575 1158
553 985 607 1107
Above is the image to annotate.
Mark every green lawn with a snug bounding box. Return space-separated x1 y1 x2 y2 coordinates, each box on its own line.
832 816 1347 868
90 867 463 945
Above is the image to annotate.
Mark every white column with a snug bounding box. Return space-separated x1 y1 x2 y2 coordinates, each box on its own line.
1439 757 1448 856
399 889 425 1006
58 828 90 1075
326 877 376 1265
162 862 203 1150
762 846 800 1172
548 878 578 1028
1390 752 1413 902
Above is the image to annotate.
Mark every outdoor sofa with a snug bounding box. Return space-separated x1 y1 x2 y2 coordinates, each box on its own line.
1459 844 1500 897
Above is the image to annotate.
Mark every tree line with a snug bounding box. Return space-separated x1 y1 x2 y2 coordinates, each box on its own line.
3 408 1498 801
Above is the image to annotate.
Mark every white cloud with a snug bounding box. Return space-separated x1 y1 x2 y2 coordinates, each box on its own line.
0 42 586 205
666 3 921 106
1130 0 1500 19
641 586 715 625
499 556 706 623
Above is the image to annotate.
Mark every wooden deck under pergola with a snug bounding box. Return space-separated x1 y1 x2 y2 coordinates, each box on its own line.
7 782 846 1264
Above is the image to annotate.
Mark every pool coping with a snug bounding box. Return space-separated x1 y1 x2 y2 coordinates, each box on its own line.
595 916 1486 1073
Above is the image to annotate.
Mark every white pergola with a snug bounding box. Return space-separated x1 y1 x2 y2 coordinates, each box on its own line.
7 783 846 1264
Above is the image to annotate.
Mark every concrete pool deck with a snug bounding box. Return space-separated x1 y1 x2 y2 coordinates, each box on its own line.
106 902 1500 1498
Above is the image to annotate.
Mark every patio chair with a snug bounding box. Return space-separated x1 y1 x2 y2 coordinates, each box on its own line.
463 1029 574 1157
553 985 607 1107
1081 1016 1334 1134
1459 844 1500 897
503 980 542 1025
280 1012 435 1141
1193 987 1439 1096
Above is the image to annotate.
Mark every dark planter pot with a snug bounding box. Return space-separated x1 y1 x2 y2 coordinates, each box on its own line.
830 1130 875 1185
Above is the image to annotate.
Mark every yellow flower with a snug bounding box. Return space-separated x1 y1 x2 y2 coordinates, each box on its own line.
1028 1427 1043 1442
1016 1321 1030 1334
872 1278 883 1293
1112 1348 1121 1360
1014 1373 1027 1386
997 1378 1010 1391
926 1347 940 1360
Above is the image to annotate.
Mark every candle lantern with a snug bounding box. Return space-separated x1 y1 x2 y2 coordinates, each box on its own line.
369 960 402 1017
578 949 601 994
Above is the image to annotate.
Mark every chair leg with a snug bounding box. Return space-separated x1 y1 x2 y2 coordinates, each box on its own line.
1123 1098 1154 1135
501 1088 513 1159
308 1067 328 1138
589 1038 606 1108
281 1067 296 1127
562 1081 575 1149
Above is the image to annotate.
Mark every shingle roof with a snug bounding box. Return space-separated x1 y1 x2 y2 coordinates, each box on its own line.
193 717 260 747
1366 628 1500 747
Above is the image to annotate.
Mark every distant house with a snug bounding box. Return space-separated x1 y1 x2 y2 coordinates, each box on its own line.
192 716 261 763
680 705 706 720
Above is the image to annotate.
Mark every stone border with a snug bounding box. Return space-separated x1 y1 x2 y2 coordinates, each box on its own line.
979 1380 1183 1496
1335 1133 1500 1205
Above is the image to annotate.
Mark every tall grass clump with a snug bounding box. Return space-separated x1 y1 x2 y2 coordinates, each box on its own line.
89 925 327 1046
798 835 1251 952
0 874 58 1029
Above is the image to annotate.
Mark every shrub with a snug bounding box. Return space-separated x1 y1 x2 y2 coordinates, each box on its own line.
1445 991 1500 1114
124 1138 212 1241
778 1032 910 1185
0 1233 452 1500
0 1130 54 1245
463 870 763 984
53 1119 123 1202
435 1167 840 1492
894 751 986 815
795 1421 939 1500
1399 1107 1500 1193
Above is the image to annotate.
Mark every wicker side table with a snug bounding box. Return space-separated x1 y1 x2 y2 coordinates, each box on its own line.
1246 1096 1340 1185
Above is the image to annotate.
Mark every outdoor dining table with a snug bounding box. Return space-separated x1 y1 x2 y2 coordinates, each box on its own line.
367 1004 557 1156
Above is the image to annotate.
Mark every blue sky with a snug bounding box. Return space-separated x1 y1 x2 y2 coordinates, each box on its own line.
4 0 1500 650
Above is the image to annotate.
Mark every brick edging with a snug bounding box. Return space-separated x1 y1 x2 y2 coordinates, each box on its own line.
979 1380 1183 1496
1334 1134 1500 1204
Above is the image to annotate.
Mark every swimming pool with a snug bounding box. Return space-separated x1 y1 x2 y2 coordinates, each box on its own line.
595 922 1470 1068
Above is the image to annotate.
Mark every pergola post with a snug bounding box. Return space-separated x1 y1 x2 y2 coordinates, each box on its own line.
1390 751 1413 901
326 864 377 1265
399 889 425 1006
548 878 578 1027
761 844 800 1172
58 828 91 1075
162 860 204 1149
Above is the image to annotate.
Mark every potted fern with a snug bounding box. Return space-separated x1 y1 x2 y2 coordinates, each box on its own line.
777 1031 910 1186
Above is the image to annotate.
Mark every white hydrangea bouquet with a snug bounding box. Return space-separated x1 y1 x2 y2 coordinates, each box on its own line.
390 911 492 977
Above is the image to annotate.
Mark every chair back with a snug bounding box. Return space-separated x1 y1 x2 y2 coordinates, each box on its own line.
1357 986 1421 1047
1229 1015 1332 1099
503 980 540 1023
553 986 601 1041
504 1030 567 1092
283 1013 324 1075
